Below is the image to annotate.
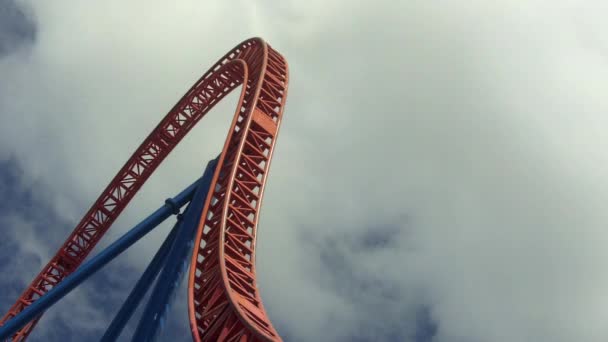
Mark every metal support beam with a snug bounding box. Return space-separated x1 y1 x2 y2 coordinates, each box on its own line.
132 157 218 341
100 219 180 342
0 178 201 340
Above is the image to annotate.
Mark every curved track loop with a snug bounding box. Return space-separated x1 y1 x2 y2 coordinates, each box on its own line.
0 37 288 341
187 39 288 342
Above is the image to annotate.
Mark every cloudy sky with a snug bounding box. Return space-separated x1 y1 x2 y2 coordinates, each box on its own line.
2 0 608 341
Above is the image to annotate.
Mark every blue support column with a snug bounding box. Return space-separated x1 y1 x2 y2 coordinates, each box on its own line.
132 157 218 341
0 178 201 340
100 219 181 342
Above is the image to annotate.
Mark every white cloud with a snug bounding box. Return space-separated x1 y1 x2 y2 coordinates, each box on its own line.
2 0 608 341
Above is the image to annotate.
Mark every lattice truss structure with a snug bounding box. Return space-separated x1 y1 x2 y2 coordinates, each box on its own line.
0 38 289 342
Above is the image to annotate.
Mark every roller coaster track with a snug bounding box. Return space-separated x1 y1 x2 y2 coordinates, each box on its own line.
0 37 288 341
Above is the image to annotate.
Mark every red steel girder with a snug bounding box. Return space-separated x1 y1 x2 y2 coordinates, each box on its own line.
188 40 288 342
0 37 288 342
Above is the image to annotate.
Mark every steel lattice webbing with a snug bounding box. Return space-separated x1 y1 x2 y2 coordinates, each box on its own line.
0 38 288 342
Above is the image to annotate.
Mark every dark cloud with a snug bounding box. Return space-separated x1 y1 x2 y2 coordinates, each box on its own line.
302 221 431 342
356 223 404 250
414 306 438 342
0 157 178 340
0 0 36 57
2 1 608 341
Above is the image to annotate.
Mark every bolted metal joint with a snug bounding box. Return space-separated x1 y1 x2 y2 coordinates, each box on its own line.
164 198 181 216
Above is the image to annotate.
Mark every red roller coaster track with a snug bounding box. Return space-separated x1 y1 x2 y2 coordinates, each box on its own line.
0 37 288 341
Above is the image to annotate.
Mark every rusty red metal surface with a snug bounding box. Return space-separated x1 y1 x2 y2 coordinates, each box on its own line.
0 37 288 341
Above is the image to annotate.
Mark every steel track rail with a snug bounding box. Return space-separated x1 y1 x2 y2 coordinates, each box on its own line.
0 37 288 342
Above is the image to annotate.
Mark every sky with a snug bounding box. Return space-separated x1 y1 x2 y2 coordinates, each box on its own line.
1 0 608 341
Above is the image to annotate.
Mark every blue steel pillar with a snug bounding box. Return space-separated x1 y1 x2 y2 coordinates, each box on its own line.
99 219 180 342
132 157 218 341
0 178 200 340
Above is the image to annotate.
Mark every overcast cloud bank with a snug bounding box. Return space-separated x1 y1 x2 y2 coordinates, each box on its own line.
1 1 608 341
